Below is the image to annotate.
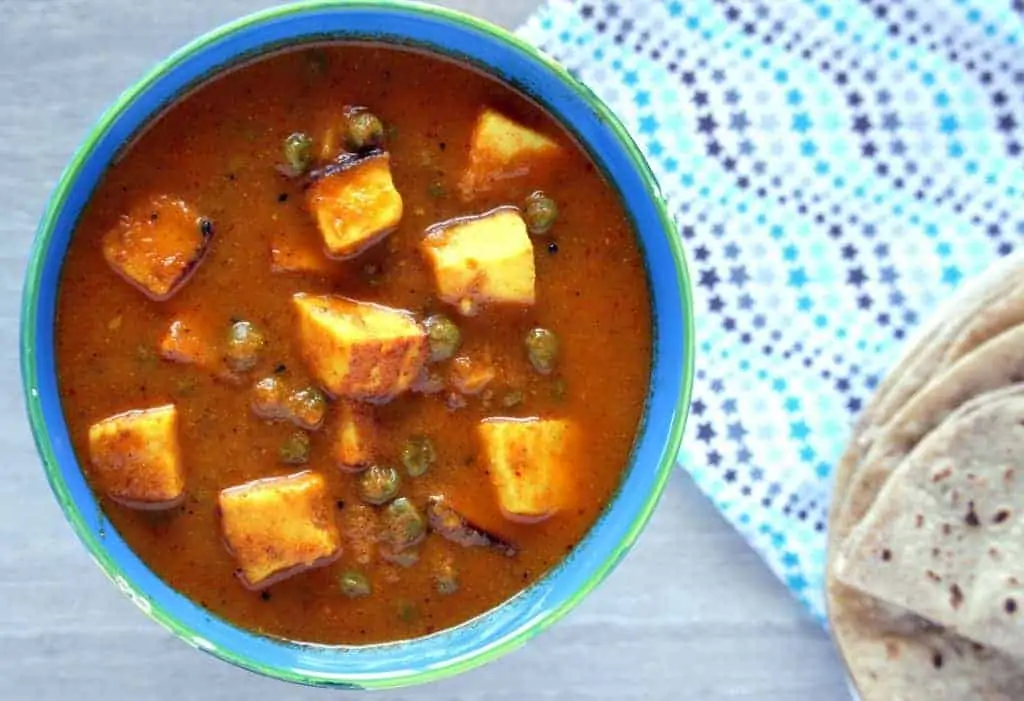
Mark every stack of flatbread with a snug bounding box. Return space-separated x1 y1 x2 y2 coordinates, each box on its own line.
827 253 1024 700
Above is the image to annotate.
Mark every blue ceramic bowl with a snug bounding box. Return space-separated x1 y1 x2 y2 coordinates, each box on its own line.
21 0 693 689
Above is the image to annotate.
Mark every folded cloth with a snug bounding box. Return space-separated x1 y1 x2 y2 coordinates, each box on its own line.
519 0 1024 622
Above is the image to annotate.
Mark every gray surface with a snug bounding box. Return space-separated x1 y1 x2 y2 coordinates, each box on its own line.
0 0 848 698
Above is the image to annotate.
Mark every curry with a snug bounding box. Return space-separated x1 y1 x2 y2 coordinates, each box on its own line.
55 44 652 644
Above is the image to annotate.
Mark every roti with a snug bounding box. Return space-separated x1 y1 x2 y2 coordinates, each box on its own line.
836 389 1024 658
826 254 1024 700
838 625 1024 701
830 385 1024 700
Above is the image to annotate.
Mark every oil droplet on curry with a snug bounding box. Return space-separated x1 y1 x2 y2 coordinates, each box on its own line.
56 44 652 644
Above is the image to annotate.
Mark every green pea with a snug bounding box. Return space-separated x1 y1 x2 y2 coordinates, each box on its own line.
397 600 418 623
283 132 313 174
359 465 401 505
401 436 436 477
345 110 384 151
338 570 371 598
501 389 524 408
134 344 157 370
434 561 459 596
381 497 426 551
279 430 311 465
524 191 559 235
551 376 568 402
175 375 199 397
225 320 266 372
423 314 461 362
525 327 559 375
286 385 328 430
251 375 288 420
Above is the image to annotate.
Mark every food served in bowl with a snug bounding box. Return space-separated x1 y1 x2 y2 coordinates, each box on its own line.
54 43 653 644
23 2 692 687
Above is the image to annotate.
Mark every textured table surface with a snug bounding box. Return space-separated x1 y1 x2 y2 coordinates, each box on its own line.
0 1 849 698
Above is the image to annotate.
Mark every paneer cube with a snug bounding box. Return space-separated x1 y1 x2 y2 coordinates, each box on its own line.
292 293 428 402
102 195 212 300
305 154 403 259
421 207 536 315
157 317 214 367
270 230 337 275
87 404 185 509
478 417 576 520
331 401 376 470
459 108 563 198
218 471 341 589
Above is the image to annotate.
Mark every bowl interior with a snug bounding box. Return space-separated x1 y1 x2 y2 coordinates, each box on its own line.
21 0 693 689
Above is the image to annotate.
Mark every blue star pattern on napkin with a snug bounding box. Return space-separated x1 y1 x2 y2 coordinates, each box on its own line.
519 0 1024 622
